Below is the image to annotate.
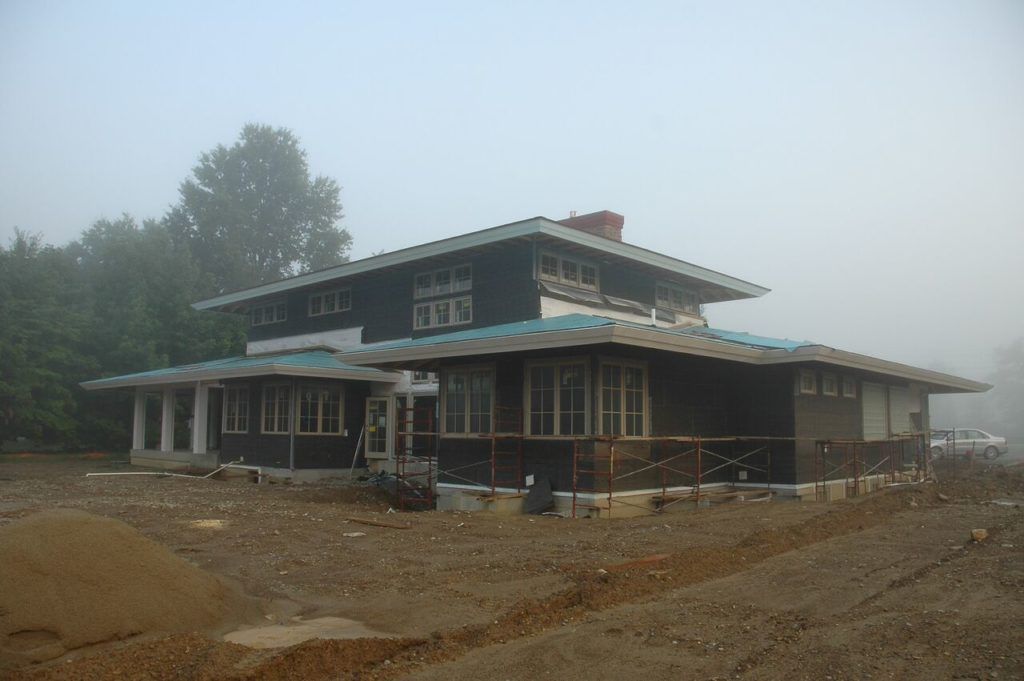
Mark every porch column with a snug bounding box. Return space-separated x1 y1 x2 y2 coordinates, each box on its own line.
191 382 209 455
132 389 146 451
160 387 175 452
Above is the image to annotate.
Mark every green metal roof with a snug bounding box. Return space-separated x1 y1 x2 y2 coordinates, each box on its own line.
81 350 399 390
340 314 989 394
349 314 814 354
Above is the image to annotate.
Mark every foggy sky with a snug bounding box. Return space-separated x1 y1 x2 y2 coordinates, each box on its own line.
1 1 1022 383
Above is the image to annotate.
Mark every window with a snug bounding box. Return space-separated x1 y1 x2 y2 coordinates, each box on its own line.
223 386 249 433
655 283 699 316
842 376 857 398
599 362 646 436
412 371 437 384
262 385 291 434
798 370 817 395
308 288 351 317
526 360 587 435
444 368 493 434
414 265 472 299
822 373 838 397
538 251 598 291
454 297 472 324
413 296 472 329
298 385 343 435
251 301 287 326
454 265 472 292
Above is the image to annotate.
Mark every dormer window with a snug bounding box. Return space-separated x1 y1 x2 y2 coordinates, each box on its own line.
308 288 351 317
415 265 472 299
538 251 598 292
655 283 699 316
251 301 287 327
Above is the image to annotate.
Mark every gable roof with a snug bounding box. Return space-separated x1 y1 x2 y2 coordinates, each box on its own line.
192 217 770 312
80 350 400 390
340 314 989 394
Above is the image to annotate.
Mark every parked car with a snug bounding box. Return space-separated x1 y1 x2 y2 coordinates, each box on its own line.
930 428 1008 460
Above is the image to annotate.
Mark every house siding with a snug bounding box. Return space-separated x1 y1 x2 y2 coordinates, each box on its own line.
245 242 540 346
435 345 800 492
219 376 368 469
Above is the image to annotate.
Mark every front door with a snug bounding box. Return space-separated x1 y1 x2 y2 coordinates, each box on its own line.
365 397 391 459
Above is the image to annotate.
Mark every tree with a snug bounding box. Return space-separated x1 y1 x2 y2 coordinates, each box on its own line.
166 124 351 293
0 230 88 444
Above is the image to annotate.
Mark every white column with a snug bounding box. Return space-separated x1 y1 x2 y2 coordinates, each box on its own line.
160 387 175 452
132 389 146 451
191 382 209 455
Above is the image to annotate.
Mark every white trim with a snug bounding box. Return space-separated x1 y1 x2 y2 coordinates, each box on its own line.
308 287 352 317
597 358 649 436
523 357 590 436
81 363 401 391
538 250 600 292
260 383 291 434
440 363 495 435
296 383 345 436
222 384 250 434
841 375 857 398
798 369 817 395
364 396 393 459
821 372 838 397
193 218 769 311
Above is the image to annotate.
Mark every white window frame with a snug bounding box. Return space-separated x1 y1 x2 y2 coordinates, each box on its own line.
308 288 351 317
654 282 699 316
440 364 495 436
411 370 438 384
414 264 473 299
597 359 648 437
296 384 344 436
524 358 590 436
222 385 249 434
261 384 291 434
250 300 287 327
798 369 817 395
413 296 472 330
537 251 599 292
842 376 857 398
821 373 838 397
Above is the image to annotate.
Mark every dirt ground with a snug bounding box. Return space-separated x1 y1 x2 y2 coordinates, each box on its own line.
0 454 1021 680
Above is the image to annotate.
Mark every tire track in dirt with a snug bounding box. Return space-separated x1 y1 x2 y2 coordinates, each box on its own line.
253 486 934 680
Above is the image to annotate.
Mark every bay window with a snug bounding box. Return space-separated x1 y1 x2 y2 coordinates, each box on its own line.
298 385 343 435
599 362 647 436
262 384 290 434
223 386 249 433
444 368 493 434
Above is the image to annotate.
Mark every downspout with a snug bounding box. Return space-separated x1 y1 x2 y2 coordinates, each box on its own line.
289 379 296 472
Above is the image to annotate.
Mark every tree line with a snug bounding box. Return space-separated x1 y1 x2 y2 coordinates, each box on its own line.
0 124 352 450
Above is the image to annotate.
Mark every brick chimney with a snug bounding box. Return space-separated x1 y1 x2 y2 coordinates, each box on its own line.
558 210 624 242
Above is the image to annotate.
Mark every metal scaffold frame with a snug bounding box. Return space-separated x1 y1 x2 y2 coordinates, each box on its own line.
813 433 931 501
394 404 437 511
571 435 775 518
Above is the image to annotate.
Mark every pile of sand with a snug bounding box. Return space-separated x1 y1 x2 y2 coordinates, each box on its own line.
0 509 257 668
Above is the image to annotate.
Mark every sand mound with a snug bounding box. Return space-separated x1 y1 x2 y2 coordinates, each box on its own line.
0 509 257 667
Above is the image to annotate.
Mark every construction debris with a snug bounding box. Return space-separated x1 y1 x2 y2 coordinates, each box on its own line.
971 528 989 542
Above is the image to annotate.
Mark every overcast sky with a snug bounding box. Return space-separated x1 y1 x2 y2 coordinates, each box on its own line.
1 0 1022 382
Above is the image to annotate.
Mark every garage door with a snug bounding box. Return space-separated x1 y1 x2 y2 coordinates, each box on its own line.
888 386 913 436
862 382 888 440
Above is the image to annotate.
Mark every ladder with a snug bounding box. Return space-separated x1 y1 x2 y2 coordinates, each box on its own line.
395 405 436 511
490 406 523 495
572 438 614 518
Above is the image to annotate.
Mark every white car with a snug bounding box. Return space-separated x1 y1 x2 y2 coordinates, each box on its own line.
930 429 1008 460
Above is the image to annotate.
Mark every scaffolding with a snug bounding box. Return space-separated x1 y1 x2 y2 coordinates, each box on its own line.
489 407 524 496
571 436 775 518
394 404 437 511
814 433 930 501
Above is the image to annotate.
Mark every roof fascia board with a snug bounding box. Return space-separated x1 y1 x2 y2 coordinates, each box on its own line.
193 219 548 310
80 363 402 391
341 326 619 365
757 346 990 393
534 221 769 298
193 218 769 311
341 324 985 393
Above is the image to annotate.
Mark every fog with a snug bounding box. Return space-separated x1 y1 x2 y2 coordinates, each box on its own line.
2 2 1022 395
